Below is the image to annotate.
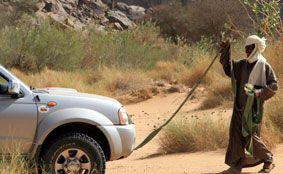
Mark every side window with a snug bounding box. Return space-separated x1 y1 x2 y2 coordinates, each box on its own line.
0 75 8 95
0 75 7 84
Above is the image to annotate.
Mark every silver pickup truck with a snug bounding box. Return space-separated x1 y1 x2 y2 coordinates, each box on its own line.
0 65 136 174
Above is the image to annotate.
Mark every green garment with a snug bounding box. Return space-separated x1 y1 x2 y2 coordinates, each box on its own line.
231 63 264 157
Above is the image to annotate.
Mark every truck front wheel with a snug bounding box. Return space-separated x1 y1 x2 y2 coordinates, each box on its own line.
40 133 106 174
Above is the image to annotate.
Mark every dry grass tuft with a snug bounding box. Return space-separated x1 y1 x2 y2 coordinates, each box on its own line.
261 117 281 150
149 57 221 88
0 154 37 174
12 68 96 94
98 68 151 94
0 146 38 174
11 67 153 104
179 59 219 87
94 67 153 104
159 116 229 153
159 112 280 154
149 61 186 83
261 40 283 143
265 84 283 140
264 40 283 77
200 79 233 109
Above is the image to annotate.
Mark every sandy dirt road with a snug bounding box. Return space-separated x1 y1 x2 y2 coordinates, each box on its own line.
106 91 283 174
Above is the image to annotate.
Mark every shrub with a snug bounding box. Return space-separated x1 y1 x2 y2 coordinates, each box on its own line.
12 67 153 104
149 61 186 83
261 116 281 149
0 20 192 72
266 86 283 139
0 22 84 72
159 116 229 153
200 80 232 110
11 68 96 94
150 0 253 43
0 155 36 174
83 26 170 70
93 67 152 95
179 58 220 87
264 38 283 77
242 0 282 37
0 0 38 28
0 145 37 174
159 103 280 154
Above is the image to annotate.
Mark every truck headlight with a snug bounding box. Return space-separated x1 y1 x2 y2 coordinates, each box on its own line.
118 107 132 125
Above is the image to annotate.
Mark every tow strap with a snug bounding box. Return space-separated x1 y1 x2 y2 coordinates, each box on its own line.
134 51 221 150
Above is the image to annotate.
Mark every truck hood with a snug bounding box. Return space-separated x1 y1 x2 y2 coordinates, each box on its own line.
34 87 123 125
36 87 119 104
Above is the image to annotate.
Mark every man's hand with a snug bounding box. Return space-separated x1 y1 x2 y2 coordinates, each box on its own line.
219 40 231 64
219 40 231 53
254 89 262 98
255 91 260 98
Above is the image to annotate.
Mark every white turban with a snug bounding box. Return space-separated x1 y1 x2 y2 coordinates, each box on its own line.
245 35 268 87
245 35 267 63
245 35 267 53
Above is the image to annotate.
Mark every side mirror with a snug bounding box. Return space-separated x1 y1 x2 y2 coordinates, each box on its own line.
8 80 21 98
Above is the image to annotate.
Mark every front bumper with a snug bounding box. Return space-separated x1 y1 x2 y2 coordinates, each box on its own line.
99 124 136 161
115 124 136 158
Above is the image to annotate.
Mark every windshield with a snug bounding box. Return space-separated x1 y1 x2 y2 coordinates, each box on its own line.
0 65 31 92
0 74 9 95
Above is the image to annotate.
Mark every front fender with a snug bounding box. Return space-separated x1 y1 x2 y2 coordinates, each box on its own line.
30 108 120 158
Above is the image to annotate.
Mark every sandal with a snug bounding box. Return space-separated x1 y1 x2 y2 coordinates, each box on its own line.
258 163 275 173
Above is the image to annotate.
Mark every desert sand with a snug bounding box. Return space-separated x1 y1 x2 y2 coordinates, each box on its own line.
106 91 283 174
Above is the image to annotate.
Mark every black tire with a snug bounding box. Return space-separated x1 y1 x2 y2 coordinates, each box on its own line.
40 133 106 174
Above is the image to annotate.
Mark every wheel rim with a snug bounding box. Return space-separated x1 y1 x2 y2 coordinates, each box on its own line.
55 148 92 174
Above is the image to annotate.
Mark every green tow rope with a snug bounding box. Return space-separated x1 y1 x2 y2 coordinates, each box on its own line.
134 51 221 150
231 63 264 157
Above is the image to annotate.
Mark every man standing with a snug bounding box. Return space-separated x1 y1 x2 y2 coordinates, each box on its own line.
219 35 278 174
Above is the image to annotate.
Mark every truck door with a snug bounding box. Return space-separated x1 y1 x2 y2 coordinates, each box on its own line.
0 74 38 154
